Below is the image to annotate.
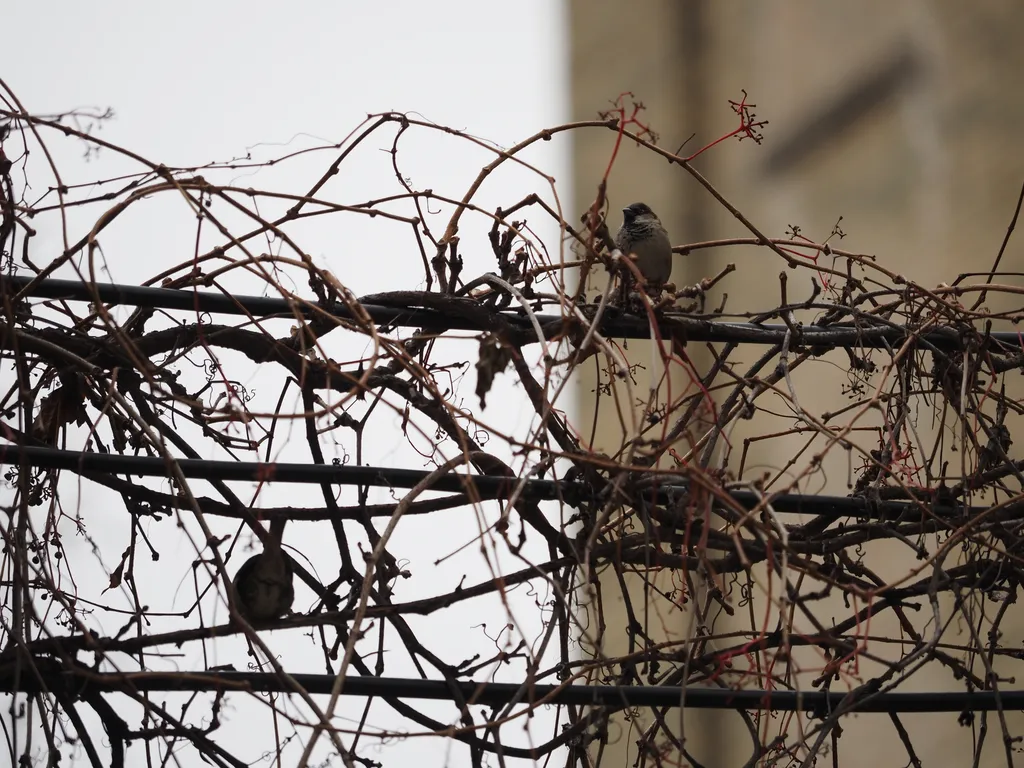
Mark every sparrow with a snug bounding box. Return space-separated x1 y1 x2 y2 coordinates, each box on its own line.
615 202 673 287
231 518 294 622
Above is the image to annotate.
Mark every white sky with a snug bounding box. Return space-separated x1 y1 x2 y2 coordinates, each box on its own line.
2 3 572 766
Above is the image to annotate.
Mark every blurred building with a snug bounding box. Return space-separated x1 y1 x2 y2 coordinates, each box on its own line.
570 2 1024 765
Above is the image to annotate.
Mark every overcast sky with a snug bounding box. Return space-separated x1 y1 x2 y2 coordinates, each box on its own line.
2 3 571 766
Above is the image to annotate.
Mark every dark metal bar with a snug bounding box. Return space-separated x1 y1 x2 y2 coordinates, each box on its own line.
0 443 978 520
3 274 1015 348
0 664 1011 713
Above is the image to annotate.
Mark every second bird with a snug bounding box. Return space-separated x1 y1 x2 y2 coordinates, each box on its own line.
615 202 673 287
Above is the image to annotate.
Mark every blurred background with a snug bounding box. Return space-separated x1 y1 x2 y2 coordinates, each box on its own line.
570 1 1024 766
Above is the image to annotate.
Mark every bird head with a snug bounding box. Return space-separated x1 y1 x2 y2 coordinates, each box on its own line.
622 202 658 226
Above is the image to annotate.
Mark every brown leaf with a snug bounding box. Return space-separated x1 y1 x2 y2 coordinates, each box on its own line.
475 335 512 409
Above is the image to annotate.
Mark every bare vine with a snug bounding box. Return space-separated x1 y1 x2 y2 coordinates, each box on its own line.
1 88 1023 768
